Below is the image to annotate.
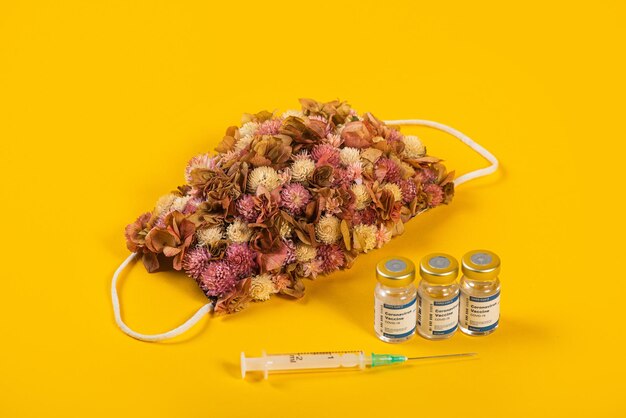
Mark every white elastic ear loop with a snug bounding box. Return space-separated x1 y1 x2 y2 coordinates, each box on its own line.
383 119 499 186
111 253 213 342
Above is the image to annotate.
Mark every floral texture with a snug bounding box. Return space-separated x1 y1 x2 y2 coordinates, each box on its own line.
125 99 455 313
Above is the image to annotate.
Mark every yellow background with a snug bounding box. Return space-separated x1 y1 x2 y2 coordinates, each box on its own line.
1 1 625 417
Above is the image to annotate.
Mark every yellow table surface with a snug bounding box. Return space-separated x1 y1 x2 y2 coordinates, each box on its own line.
1 1 625 417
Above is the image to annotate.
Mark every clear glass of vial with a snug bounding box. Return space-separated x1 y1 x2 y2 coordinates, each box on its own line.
374 257 417 343
459 250 501 336
417 253 460 340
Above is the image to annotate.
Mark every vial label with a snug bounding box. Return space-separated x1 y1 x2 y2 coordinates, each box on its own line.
417 293 459 336
460 291 500 332
374 298 417 339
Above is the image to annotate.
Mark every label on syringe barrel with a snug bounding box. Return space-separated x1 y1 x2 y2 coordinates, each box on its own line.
374 298 417 339
417 293 459 336
460 291 500 332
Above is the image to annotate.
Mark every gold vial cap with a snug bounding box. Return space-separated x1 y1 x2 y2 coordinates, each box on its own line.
419 253 459 285
461 250 501 281
376 257 416 287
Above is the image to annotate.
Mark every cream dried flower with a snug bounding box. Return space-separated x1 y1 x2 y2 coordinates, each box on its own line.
170 195 192 213
340 147 361 165
353 224 377 253
154 193 178 216
315 215 341 244
247 166 281 193
295 244 316 262
234 135 253 152
351 184 371 210
402 135 426 159
291 156 315 183
239 121 259 138
196 226 224 247
227 219 253 243
249 273 277 301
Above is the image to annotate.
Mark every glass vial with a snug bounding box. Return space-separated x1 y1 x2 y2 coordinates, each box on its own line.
459 250 501 336
417 253 460 339
374 257 417 343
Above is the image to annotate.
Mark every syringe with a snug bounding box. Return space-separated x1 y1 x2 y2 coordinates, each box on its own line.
241 350 476 379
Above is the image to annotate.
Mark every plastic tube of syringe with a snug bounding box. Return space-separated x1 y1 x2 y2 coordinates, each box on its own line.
241 351 475 379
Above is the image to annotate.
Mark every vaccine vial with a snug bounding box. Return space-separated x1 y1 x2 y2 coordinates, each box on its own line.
374 257 417 343
417 253 460 339
459 250 501 336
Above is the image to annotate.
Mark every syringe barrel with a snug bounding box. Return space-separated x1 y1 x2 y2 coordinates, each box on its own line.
241 351 366 379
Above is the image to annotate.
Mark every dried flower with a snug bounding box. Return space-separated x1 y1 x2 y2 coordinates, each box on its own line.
339 147 361 165
280 183 311 215
196 226 224 247
291 155 315 182
399 179 417 203
316 244 346 273
295 243 316 262
375 157 401 183
424 183 444 207
226 243 257 278
311 143 341 167
315 215 341 244
375 224 392 248
234 135 254 152
182 246 211 280
236 195 259 223
353 206 377 225
281 109 304 119
351 184 371 210
154 193 178 217
257 119 283 135
200 261 237 297
185 154 214 183
271 274 292 292
299 259 324 279
402 135 426 159
249 274 277 301
239 121 258 137
145 211 196 271
226 219 253 243
353 224 377 253
247 166 281 193
382 183 403 202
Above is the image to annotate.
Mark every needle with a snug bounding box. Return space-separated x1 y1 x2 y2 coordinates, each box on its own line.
406 352 477 361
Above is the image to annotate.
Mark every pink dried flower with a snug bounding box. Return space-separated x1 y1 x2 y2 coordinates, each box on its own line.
399 179 417 203
272 274 291 292
236 195 259 223
300 259 324 279
415 168 437 184
256 119 283 135
316 244 346 273
226 243 257 278
182 246 211 280
353 206 378 225
375 157 401 183
311 143 341 167
185 154 215 183
200 261 237 297
424 183 444 207
280 183 311 215
324 133 343 147
345 162 363 184
182 197 203 215
386 128 403 142
283 239 296 265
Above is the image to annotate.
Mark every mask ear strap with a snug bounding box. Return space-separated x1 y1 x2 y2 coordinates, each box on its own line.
383 119 499 186
111 253 214 342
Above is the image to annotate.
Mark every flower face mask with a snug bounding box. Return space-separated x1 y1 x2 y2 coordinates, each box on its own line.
112 98 498 341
